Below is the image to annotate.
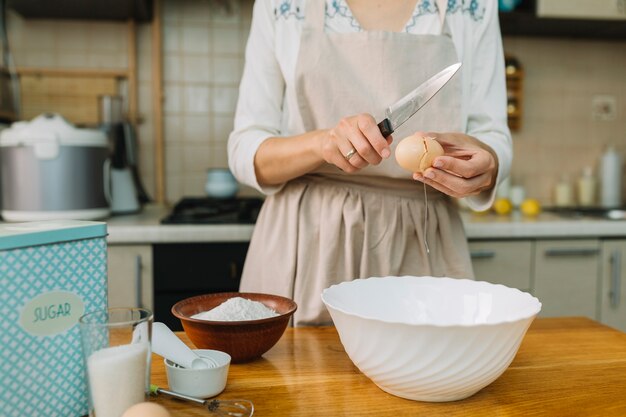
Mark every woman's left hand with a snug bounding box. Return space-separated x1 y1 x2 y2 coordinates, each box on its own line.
413 132 498 198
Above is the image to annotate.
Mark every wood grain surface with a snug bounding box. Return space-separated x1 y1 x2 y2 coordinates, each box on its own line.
149 317 626 416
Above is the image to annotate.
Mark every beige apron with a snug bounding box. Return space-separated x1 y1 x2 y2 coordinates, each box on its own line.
240 0 473 326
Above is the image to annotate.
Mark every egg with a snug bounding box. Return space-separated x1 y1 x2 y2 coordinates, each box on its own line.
121 402 172 417
395 134 444 173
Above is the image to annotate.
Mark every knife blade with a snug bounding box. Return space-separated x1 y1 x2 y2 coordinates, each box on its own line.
377 62 462 137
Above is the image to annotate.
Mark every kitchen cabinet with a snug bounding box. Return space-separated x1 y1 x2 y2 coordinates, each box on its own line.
8 0 154 21
107 245 153 310
469 240 532 291
600 239 626 332
533 240 600 319
499 0 626 39
470 238 608 322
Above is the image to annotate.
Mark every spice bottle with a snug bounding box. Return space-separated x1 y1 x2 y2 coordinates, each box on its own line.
554 175 574 207
577 166 596 207
600 146 623 208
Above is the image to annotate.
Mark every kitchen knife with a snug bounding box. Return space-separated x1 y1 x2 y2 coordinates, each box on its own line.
377 62 462 137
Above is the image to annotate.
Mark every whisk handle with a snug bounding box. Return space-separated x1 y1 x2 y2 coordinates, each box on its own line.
150 384 207 405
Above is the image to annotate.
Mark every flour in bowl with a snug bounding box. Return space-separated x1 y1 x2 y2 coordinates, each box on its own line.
191 297 279 321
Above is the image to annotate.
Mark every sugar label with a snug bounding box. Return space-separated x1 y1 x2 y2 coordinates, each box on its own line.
19 291 85 336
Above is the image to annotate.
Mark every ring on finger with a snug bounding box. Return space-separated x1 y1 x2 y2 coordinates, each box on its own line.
344 148 357 161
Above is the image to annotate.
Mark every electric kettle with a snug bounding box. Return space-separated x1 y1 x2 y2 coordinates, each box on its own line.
99 95 150 214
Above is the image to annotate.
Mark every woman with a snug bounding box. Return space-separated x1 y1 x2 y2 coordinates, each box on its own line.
228 0 512 326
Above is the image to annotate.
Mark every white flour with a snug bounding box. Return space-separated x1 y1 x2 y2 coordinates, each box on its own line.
192 297 279 321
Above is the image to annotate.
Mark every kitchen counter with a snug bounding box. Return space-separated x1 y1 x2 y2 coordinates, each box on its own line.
149 317 626 416
104 204 626 244
105 205 256 244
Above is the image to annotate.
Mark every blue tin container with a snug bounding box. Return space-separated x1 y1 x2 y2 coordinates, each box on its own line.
0 220 108 417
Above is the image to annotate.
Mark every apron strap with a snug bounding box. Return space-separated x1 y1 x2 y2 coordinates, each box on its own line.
435 0 448 34
304 0 326 32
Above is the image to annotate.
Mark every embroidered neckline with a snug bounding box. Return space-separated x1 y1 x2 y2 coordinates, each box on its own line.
273 0 485 25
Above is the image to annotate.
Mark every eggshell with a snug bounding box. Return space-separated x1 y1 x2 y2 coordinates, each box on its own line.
419 137 444 172
121 402 172 417
395 134 444 173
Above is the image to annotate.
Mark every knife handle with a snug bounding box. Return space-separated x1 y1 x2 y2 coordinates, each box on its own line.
377 119 394 138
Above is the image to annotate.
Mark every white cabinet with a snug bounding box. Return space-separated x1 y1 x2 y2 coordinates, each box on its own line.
469 240 532 291
469 238 606 322
107 245 153 310
533 239 600 319
533 240 600 319
600 240 626 332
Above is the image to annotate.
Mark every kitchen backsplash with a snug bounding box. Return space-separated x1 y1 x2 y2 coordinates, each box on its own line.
6 0 626 206
502 36 626 206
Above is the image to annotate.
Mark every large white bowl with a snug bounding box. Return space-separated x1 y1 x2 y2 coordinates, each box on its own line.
321 276 541 402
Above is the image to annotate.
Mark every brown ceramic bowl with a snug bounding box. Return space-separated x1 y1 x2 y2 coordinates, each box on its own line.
171 292 297 363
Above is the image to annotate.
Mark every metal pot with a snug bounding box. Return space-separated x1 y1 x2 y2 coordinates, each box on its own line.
0 113 111 221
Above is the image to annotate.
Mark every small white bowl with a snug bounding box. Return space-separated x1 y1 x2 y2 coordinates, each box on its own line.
164 349 231 398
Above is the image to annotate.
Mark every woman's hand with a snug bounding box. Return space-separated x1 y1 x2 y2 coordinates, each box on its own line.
318 113 392 173
413 132 498 198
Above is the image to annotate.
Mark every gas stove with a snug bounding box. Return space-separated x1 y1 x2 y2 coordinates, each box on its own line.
160 197 264 224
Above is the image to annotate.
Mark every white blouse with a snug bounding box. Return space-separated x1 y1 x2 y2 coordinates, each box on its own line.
228 0 512 211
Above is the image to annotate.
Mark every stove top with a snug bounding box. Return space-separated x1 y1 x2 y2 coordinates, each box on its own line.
161 197 264 224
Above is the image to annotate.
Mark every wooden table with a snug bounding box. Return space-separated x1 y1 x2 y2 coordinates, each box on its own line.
150 317 626 416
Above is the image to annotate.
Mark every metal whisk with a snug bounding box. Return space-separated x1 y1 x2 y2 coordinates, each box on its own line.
150 384 254 416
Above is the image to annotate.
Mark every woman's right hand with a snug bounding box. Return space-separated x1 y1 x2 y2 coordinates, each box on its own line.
318 113 393 173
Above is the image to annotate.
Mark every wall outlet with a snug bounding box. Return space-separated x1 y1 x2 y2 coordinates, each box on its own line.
591 95 617 121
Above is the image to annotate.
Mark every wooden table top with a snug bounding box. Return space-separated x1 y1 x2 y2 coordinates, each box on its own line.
150 317 626 416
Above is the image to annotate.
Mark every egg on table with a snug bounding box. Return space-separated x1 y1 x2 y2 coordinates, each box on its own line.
395 134 444 173
121 402 172 417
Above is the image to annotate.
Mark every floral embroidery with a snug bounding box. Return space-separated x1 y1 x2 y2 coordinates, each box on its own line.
326 0 361 30
274 0 304 20
274 0 485 25
464 0 485 21
405 0 439 32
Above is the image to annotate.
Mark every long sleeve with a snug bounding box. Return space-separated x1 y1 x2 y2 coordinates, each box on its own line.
228 0 286 195
463 0 513 211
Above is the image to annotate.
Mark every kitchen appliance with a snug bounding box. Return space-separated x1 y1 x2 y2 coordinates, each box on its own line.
156 197 263 330
377 62 461 137
161 197 263 224
99 95 150 214
0 220 108 417
0 113 110 221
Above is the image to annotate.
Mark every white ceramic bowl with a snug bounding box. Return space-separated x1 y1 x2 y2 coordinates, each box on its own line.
205 169 239 199
164 349 231 398
321 276 541 402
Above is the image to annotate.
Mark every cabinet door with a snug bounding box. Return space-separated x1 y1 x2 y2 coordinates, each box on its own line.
600 240 626 332
469 240 532 291
534 240 600 319
107 245 153 310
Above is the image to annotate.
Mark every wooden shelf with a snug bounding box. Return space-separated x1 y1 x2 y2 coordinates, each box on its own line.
8 0 154 22
501 12 626 39
505 56 524 132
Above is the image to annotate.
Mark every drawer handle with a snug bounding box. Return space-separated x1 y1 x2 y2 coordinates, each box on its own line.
470 250 496 259
135 255 143 308
609 250 622 308
544 248 599 257
230 262 238 280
